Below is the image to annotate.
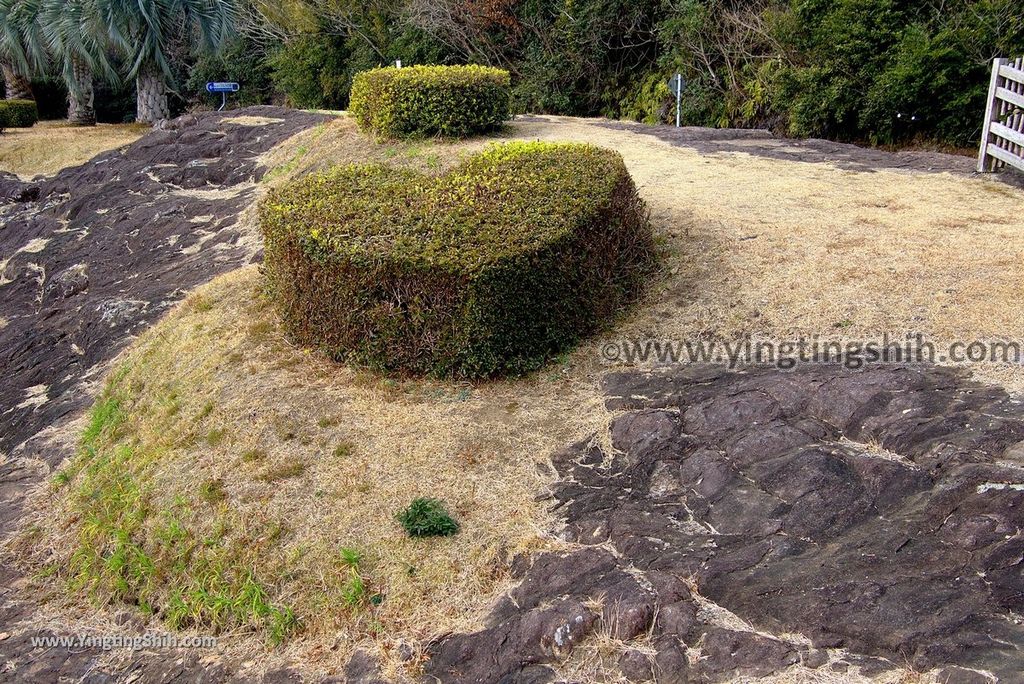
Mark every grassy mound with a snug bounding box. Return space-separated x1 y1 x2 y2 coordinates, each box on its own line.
349 65 510 139
259 141 655 378
18 267 586 670
0 99 38 132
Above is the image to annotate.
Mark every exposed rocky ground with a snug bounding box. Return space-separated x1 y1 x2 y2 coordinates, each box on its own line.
427 365 1024 683
2 114 1023 682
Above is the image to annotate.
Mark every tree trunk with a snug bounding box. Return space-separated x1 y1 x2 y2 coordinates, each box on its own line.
136 70 169 125
2 62 34 101
66 57 96 127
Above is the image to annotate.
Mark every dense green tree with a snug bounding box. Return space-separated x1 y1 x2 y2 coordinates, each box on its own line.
269 32 350 109
41 0 120 126
101 0 238 123
0 0 45 101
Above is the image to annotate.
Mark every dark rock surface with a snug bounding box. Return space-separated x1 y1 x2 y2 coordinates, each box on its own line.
426 365 1024 682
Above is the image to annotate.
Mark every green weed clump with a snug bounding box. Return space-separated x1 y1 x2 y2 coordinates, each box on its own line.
397 498 459 538
260 141 655 378
0 99 39 133
349 65 510 139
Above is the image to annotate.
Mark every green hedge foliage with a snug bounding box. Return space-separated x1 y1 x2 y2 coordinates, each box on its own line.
348 65 511 139
0 99 39 132
259 141 654 378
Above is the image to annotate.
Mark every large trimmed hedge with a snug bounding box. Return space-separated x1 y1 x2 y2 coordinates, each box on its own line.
349 65 510 139
260 142 654 378
0 99 39 133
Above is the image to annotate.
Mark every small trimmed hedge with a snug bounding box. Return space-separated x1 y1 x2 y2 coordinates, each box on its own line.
0 99 39 132
260 141 654 378
349 65 510 139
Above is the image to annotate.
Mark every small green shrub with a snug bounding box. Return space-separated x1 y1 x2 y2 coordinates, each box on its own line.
0 99 39 132
397 498 459 538
259 141 654 378
349 65 511 139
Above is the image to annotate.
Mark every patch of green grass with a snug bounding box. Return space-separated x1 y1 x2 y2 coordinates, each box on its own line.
194 401 215 422
397 498 459 538
339 547 362 567
257 461 306 483
82 396 126 448
199 479 227 504
52 470 72 488
61 390 298 645
164 567 297 645
336 547 371 609
68 443 156 603
241 448 266 464
341 571 366 607
333 441 355 458
206 427 228 446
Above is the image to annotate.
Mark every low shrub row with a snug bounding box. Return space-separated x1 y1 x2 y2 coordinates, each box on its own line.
0 99 39 132
349 65 510 139
260 141 654 378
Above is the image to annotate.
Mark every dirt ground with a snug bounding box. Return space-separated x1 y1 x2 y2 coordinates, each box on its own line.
0 120 148 178
4 111 1024 683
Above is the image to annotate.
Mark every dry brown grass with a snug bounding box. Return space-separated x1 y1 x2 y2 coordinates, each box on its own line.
19 266 611 679
0 120 148 178
13 114 1024 682
505 116 1024 390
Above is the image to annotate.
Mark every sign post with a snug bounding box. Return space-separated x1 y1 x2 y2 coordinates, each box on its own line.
206 82 241 111
667 74 685 128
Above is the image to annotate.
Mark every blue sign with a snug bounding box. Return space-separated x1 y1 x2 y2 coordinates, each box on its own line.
206 82 240 93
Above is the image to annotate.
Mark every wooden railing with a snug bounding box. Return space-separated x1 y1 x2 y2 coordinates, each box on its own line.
979 56 1024 173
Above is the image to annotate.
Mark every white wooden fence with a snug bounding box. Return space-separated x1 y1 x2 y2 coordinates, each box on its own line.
979 56 1024 173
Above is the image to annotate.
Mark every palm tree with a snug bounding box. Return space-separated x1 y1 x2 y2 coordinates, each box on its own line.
0 0 45 101
41 0 119 126
102 0 238 124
